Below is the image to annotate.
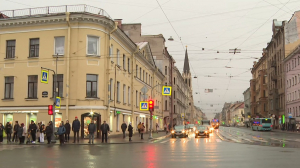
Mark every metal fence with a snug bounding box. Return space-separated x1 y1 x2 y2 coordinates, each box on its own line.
0 4 112 20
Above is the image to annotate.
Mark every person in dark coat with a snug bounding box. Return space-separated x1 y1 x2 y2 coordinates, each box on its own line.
128 122 133 142
5 122 12 143
121 122 127 138
12 121 20 143
64 120 71 142
88 121 96 144
140 123 145 140
45 122 53 144
100 121 110 143
17 123 26 144
72 116 80 143
0 123 4 143
57 123 66 145
29 120 37 143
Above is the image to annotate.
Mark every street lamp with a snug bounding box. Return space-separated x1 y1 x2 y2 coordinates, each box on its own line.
168 36 174 41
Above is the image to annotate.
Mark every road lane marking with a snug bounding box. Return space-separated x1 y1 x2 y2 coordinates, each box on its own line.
231 139 241 142
243 138 254 142
160 140 169 143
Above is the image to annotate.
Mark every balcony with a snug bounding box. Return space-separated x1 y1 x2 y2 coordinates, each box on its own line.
271 74 277 81
271 61 276 68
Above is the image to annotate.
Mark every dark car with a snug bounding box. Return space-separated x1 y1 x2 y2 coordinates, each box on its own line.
195 126 210 138
171 125 189 138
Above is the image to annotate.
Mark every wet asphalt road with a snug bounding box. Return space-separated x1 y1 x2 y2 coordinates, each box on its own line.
0 127 300 168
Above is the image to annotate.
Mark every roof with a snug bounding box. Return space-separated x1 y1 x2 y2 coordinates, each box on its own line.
274 20 282 27
135 42 148 49
183 48 190 74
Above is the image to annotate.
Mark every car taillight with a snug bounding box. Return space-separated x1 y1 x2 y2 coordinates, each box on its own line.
270 125 273 127
259 125 262 127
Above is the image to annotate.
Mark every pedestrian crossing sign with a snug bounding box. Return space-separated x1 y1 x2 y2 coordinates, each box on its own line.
41 70 49 84
140 101 149 111
162 86 172 96
55 97 61 109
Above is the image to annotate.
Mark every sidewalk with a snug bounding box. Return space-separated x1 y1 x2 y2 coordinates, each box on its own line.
228 126 300 135
1 131 170 145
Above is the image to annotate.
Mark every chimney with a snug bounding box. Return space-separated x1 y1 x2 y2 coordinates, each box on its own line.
114 19 122 29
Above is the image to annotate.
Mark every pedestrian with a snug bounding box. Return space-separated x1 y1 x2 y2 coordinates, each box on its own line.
37 122 41 143
64 120 71 142
156 123 159 133
39 124 45 143
57 123 66 145
100 121 110 143
140 123 145 140
121 122 127 138
29 120 37 143
296 123 299 132
45 122 53 144
128 122 133 142
88 120 96 144
168 123 171 133
72 116 80 143
137 122 142 137
5 122 12 143
17 123 26 144
0 123 4 143
12 121 19 143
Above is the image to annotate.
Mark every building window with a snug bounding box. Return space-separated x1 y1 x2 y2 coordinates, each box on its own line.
128 86 131 104
87 36 99 55
123 55 126 70
139 68 142 78
117 81 120 102
139 92 142 102
174 77 176 85
86 74 98 98
128 58 131 73
4 76 14 99
28 75 38 98
143 70 145 81
123 84 126 103
174 91 176 99
165 66 167 75
136 90 138 107
54 37 65 55
29 39 39 57
110 78 114 100
146 73 148 83
117 49 120 65
53 74 63 97
6 40 16 58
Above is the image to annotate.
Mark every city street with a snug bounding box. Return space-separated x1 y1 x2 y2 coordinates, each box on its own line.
0 127 299 168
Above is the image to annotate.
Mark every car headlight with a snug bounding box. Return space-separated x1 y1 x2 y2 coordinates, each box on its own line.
182 130 185 133
196 131 199 133
205 131 207 133
193 127 196 131
171 131 175 133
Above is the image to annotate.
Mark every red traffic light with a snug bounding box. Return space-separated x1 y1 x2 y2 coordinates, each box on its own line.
48 105 53 115
148 99 154 111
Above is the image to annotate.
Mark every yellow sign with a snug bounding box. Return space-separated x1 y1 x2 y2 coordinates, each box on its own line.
55 97 61 109
162 86 172 96
41 70 49 84
140 101 149 111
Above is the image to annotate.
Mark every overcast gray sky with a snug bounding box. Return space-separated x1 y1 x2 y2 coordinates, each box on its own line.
1 0 299 119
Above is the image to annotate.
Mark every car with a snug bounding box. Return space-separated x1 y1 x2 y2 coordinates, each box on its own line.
202 123 214 133
195 126 210 138
171 125 189 138
187 124 195 132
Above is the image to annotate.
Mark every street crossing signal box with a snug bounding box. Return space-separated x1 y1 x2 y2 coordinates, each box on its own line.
148 99 154 112
48 105 53 115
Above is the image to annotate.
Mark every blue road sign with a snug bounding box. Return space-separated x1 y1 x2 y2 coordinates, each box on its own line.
162 86 172 96
55 97 61 109
41 70 49 84
140 101 149 111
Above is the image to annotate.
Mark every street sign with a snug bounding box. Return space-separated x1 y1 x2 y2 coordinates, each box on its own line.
181 113 184 118
162 86 172 96
55 97 61 109
41 70 49 84
140 101 149 111
141 86 148 93
42 91 48 98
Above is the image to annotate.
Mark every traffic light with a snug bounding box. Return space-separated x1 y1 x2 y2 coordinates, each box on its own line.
48 105 53 115
148 99 154 112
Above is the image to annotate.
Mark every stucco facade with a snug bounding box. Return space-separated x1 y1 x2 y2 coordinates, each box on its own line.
0 5 164 138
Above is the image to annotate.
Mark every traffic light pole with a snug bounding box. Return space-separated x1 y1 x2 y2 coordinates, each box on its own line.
41 56 58 143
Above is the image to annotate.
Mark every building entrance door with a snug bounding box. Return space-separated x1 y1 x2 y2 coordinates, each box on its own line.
81 113 101 139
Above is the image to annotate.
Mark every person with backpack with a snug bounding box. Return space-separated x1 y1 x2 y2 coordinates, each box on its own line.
12 121 20 143
17 123 26 144
5 122 12 143
57 123 66 145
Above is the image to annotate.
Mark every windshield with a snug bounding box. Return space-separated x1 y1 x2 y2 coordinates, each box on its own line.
197 126 207 130
262 119 272 123
174 126 185 130
188 124 194 128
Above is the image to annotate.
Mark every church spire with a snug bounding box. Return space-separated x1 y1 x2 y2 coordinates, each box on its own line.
183 46 190 74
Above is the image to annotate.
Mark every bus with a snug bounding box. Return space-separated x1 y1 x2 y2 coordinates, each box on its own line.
251 118 272 131
211 119 219 129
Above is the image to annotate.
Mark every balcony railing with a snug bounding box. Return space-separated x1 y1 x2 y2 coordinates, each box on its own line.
0 4 112 20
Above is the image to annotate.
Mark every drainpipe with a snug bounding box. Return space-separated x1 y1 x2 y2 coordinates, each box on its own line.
66 12 70 119
107 21 118 126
